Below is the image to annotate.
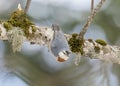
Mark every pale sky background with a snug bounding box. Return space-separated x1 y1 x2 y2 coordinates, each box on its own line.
32 0 100 11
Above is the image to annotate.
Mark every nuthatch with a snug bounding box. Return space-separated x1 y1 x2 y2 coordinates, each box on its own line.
50 24 71 62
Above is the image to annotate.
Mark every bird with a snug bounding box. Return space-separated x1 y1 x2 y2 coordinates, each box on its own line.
50 24 71 62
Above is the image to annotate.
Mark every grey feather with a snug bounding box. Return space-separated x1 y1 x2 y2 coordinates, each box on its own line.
51 24 71 57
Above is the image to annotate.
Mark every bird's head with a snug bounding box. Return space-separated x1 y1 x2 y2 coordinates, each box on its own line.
57 50 71 62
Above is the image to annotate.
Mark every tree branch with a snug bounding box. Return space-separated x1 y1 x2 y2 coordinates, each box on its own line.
0 21 120 64
0 2 120 64
79 0 106 39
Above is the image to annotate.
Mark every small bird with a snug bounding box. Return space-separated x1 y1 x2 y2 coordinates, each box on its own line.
50 24 71 62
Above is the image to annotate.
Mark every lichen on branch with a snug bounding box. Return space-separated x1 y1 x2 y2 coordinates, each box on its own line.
7 27 25 52
68 33 84 55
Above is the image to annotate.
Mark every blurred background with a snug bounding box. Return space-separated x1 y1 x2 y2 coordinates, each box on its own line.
0 0 120 86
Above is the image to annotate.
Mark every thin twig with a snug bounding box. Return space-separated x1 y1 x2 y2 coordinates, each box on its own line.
24 0 31 13
79 0 106 39
91 0 94 11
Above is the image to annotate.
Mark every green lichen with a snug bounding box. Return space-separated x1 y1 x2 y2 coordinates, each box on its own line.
94 46 100 53
31 25 37 32
28 25 37 38
68 33 84 55
0 20 2 24
88 39 93 43
7 9 34 37
72 33 78 38
3 22 12 31
95 39 107 46
7 28 24 53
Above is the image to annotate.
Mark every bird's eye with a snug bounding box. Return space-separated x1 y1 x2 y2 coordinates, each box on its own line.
62 50 70 55
65 51 70 55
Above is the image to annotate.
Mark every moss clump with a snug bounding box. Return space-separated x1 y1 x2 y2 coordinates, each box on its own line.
88 39 93 43
68 33 84 55
72 33 78 38
94 46 100 53
0 20 2 24
28 25 37 38
3 22 12 31
95 39 107 46
31 25 37 32
7 9 34 37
